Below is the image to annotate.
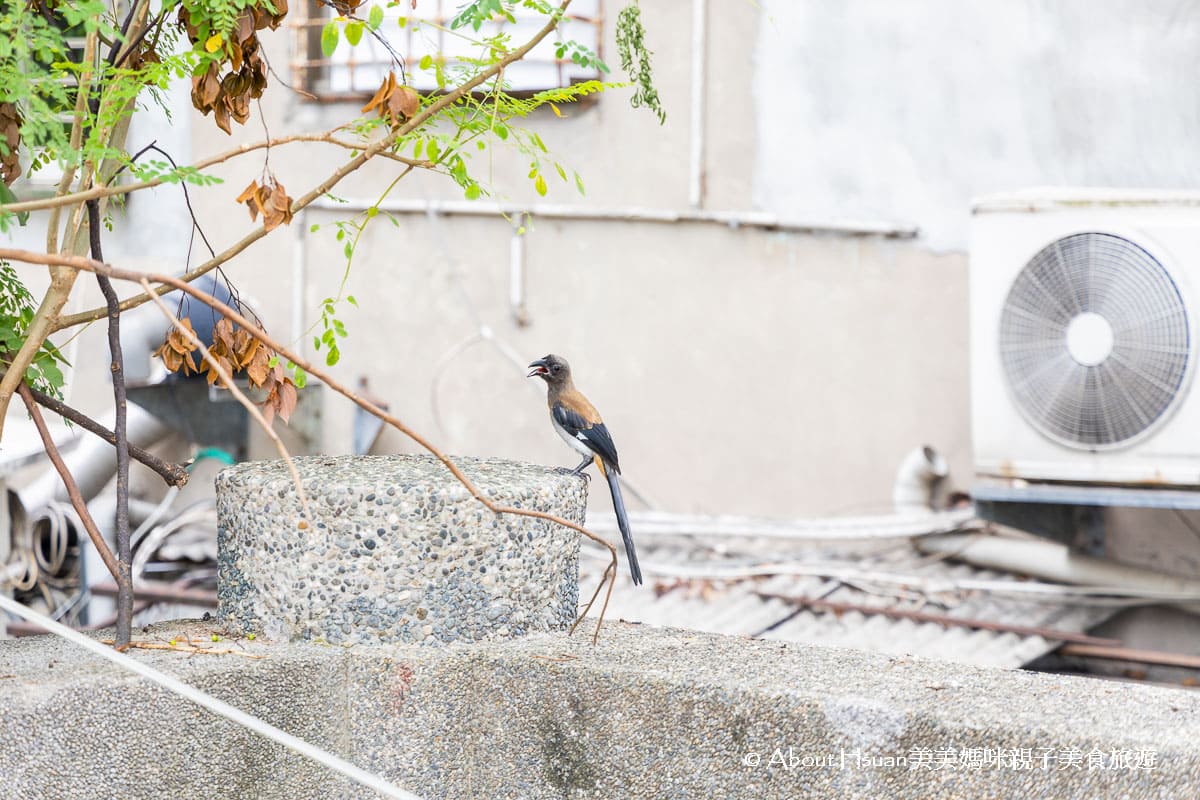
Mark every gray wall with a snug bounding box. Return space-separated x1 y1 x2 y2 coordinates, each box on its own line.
29 2 1199 517
172 2 975 517
756 1 1200 250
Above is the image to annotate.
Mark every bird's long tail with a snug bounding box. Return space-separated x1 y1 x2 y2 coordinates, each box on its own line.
602 462 642 585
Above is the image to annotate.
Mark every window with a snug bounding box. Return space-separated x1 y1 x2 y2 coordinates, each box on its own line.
291 0 604 100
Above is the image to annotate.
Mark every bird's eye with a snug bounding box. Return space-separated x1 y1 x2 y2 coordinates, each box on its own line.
551 364 560 373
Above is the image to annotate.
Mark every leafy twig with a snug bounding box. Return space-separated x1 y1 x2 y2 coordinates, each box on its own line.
52 0 578 331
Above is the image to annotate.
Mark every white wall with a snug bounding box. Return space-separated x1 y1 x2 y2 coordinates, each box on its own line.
755 1 1200 250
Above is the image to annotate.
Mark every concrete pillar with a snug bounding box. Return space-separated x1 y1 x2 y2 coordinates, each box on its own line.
216 455 585 645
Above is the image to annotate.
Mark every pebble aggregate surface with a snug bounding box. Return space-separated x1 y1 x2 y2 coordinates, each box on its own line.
216 454 586 645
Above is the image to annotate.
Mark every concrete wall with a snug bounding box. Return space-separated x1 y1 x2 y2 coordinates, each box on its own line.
19 2 1200 516
756 1 1200 250
174 2 973 517
2 621 1197 799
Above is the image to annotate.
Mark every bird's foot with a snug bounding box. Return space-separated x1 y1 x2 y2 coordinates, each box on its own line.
555 466 591 481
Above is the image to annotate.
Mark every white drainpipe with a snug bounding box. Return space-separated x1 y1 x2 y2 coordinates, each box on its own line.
310 196 917 237
893 445 950 513
689 0 708 209
917 532 1200 616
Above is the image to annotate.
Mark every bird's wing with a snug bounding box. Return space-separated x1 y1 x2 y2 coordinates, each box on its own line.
552 402 621 473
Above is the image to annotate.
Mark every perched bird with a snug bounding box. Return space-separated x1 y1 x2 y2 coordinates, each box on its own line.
527 354 642 585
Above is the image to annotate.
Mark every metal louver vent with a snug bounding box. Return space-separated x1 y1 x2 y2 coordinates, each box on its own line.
999 232 1191 449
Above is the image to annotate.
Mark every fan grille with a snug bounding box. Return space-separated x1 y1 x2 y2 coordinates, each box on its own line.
999 232 1191 448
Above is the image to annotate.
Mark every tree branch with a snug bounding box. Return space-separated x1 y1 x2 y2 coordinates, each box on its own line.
16 383 122 583
27 387 189 487
88 197 134 648
0 132 431 217
0 29 99 440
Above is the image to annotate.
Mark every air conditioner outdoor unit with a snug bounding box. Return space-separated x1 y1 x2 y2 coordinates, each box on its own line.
970 189 1200 487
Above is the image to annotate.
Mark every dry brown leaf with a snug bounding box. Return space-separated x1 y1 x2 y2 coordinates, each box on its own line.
362 72 421 127
386 86 420 124
245 346 271 386
214 317 235 351
362 71 396 116
236 180 259 221
154 318 200 376
276 379 298 423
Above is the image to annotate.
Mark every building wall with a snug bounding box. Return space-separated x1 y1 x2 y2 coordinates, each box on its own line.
755 0 1200 250
165 2 974 517
41 2 1200 515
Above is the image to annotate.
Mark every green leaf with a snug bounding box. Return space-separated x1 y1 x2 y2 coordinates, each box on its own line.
326 346 340 366
574 171 586 196
534 173 547 197
347 295 358 307
321 21 339 57
464 184 481 201
0 184 30 226
368 5 384 30
419 54 433 70
345 21 364 47
554 162 566 181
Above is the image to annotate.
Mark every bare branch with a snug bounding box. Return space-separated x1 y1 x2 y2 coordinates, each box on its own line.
16 383 122 583
1 132 431 217
27 387 189 487
88 197 135 648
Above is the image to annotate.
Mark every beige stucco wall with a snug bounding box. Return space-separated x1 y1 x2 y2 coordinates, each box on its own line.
159 3 971 517
4 3 971 518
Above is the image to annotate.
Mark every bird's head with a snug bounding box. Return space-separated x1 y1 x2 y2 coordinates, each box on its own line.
527 354 571 385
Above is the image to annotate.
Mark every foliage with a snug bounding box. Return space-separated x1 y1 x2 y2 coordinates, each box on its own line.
0 262 66 398
154 315 298 422
616 3 665 124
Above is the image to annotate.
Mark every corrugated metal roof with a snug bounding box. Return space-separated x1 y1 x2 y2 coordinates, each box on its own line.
580 511 1120 669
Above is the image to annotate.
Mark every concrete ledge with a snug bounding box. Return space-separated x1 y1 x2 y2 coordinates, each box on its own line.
1 622 1197 798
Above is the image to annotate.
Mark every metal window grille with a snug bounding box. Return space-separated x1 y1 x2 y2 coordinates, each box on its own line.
291 0 603 101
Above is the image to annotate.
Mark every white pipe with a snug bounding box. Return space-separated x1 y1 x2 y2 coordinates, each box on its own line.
17 402 172 512
311 197 917 238
509 223 529 326
586 508 977 540
892 445 950 514
689 0 707 209
916 532 1200 615
0 594 424 800
292 208 307 351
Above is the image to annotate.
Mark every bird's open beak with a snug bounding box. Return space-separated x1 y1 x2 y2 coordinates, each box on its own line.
527 358 549 378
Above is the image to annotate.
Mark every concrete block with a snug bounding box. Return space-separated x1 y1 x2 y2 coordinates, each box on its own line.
216 455 585 645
